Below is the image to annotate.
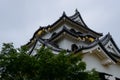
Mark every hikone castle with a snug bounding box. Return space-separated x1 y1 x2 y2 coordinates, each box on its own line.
26 10 120 80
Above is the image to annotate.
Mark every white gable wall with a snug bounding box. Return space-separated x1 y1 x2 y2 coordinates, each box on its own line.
57 37 88 50
83 53 120 78
30 41 42 55
105 41 120 56
73 17 84 26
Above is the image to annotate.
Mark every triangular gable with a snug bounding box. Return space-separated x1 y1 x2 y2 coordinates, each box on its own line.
47 11 102 37
100 33 120 55
75 38 117 64
69 9 87 27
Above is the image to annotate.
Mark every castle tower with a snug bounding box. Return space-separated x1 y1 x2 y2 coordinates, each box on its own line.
26 10 120 80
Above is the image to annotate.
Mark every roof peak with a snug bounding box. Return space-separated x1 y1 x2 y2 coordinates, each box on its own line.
75 9 79 13
62 9 80 17
62 11 66 16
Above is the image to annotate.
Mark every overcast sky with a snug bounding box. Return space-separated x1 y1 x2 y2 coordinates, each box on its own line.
0 0 120 49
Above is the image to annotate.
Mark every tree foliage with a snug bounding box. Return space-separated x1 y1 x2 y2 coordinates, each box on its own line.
0 43 100 80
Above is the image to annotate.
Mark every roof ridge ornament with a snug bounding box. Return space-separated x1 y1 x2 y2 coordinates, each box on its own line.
62 11 66 16
108 32 111 36
75 9 79 13
107 32 112 38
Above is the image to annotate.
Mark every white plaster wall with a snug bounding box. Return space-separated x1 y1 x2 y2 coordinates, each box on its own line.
74 17 81 22
57 37 88 50
83 53 120 78
73 17 84 26
57 38 72 50
31 41 42 55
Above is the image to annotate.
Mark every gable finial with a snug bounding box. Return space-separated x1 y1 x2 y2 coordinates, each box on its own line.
108 32 111 38
62 11 66 16
75 9 79 13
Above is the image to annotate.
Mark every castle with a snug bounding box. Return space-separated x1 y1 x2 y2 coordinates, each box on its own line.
26 10 120 80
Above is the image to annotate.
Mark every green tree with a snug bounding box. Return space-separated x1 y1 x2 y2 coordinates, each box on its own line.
0 43 100 80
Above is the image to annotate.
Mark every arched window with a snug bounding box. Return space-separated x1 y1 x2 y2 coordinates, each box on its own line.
71 44 78 51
